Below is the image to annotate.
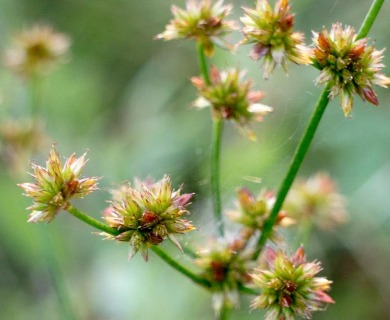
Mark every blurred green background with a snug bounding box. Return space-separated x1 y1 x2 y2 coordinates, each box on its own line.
1 0 390 319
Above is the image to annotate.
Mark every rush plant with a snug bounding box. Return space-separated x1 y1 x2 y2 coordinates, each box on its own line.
13 0 389 319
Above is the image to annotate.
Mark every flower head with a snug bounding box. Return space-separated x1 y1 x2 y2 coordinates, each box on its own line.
251 246 334 319
0 118 47 174
284 172 348 231
195 239 253 315
227 188 293 232
240 0 311 78
4 24 70 78
156 0 238 56
101 175 195 261
312 23 390 117
192 66 272 140
19 148 99 223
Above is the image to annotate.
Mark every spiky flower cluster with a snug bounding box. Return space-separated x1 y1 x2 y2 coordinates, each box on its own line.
101 175 195 261
156 0 237 56
285 172 348 231
192 66 272 140
312 23 390 117
227 188 292 232
240 0 310 78
195 240 252 314
0 118 47 173
4 24 70 77
251 246 334 320
19 148 99 223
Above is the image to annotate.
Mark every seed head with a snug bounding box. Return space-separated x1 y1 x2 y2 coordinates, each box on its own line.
284 172 348 231
251 246 334 319
195 239 253 315
227 188 293 233
191 66 272 140
19 147 99 223
0 118 47 174
312 23 390 117
156 0 238 56
240 0 311 79
4 24 70 78
101 175 195 261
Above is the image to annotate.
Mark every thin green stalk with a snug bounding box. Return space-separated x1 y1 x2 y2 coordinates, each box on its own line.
27 74 74 319
197 42 225 237
357 0 385 39
253 84 331 259
28 73 43 118
65 204 212 289
197 43 211 85
151 246 211 289
39 226 77 320
212 117 224 237
238 283 260 296
218 304 231 320
65 204 121 236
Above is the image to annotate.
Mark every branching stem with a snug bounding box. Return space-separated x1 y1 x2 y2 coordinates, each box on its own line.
151 246 211 289
65 204 211 289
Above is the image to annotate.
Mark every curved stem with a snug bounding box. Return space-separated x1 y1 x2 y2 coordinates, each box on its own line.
357 0 385 39
253 84 331 258
65 204 121 236
65 204 212 289
212 117 224 237
151 246 211 289
197 42 225 237
238 283 260 295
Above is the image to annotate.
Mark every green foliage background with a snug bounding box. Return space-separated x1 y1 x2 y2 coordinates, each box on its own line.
1 0 390 319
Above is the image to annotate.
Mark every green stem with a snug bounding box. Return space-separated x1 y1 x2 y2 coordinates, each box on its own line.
151 246 211 289
28 73 43 119
357 0 385 39
253 0 385 259
39 226 77 320
65 204 212 289
197 43 211 85
212 117 224 237
65 204 121 236
197 42 225 237
218 304 231 320
253 84 331 258
238 283 260 295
